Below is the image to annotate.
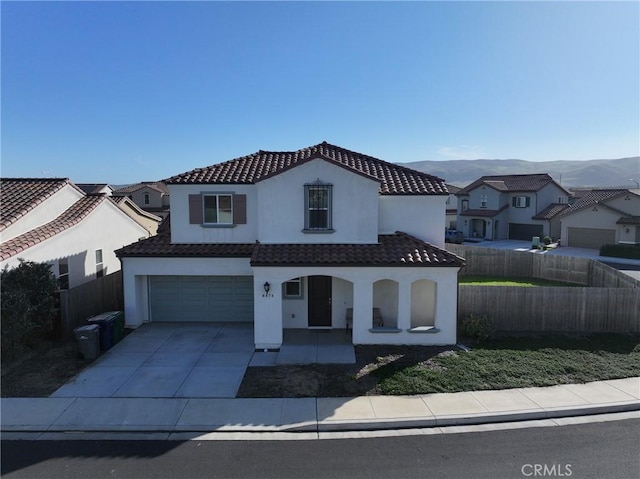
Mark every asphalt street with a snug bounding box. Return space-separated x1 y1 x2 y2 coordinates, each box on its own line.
2 418 639 479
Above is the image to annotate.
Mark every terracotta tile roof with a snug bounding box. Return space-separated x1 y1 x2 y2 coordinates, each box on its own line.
561 189 636 216
457 174 566 195
250 232 465 267
459 204 509 218
163 142 448 196
113 182 169 195
0 195 106 261
116 217 464 267
76 183 112 195
532 203 570 220
0 178 84 231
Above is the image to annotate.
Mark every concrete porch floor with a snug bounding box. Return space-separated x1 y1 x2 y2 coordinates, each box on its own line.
250 329 356 366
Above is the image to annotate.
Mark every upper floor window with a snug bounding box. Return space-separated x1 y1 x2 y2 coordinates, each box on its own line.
480 194 487 208
513 196 531 208
558 197 565 204
304 181 333 232
461 199 469 211
143 193 150 205
188 192 246 227
204 194 233 224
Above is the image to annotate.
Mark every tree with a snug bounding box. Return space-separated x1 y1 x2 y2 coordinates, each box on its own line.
1 259 59 360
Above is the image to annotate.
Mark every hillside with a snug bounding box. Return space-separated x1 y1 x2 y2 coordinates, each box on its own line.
397 157 640 189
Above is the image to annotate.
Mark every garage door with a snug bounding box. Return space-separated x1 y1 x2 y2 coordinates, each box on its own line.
149 276 254 322
508 223 544 241
566 227 615 249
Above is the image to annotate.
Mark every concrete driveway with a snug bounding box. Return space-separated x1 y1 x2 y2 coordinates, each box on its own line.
52 322 255 399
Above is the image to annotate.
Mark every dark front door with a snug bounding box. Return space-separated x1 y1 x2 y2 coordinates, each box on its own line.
308 275 332 327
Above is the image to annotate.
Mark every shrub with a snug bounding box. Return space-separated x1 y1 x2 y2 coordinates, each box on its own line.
600 244 640 260
543 236 552 245
1 260 59 360
459 314 495 343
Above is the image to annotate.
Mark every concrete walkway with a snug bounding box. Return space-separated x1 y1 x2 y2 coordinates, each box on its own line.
3 377 638 438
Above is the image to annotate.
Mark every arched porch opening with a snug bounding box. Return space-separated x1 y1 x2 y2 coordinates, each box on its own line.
410 279 436 329
372 279 398 329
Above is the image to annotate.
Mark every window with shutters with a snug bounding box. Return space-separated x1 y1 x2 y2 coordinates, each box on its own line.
513 196 530 208
189 192 247 227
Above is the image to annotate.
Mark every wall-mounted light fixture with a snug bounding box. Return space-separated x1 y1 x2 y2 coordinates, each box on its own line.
263 281 272 297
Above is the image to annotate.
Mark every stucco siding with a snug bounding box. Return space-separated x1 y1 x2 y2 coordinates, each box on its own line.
256 159 380 243
378 195 446 247
169 184 258 243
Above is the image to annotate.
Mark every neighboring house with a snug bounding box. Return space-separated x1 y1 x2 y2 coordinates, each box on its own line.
0 178 150 289
116 142 465 349
456 174 571 241
445 184 461 230
110 196 162 236
112 182 170 218
557 189 640 249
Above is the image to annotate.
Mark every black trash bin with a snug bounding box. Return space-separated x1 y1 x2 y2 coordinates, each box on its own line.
87 313 116 351
74 324 100 360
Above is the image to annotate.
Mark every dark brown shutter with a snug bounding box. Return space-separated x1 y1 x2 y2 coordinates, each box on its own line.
233 194 247 224
189 194 202 224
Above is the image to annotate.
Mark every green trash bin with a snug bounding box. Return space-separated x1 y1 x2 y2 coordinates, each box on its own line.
87 313 115 351
109 311 125 343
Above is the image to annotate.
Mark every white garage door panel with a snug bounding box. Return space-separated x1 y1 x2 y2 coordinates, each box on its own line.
150 276 253 322
567 227 615 249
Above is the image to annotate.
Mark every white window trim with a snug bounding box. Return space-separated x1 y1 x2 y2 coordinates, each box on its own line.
303 182 334 233
283 278 304 299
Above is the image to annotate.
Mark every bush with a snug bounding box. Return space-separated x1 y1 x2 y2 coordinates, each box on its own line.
600 244 640 260
1 260 59 360
543 236 552 245
459 314 495 343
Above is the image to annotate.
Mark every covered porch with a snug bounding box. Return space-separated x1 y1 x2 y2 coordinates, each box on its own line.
250 233 465 349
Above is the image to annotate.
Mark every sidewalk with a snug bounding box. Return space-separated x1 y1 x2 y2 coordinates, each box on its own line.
2 378 638 438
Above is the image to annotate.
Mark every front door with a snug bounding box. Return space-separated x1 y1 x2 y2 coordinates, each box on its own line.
308 275 332 327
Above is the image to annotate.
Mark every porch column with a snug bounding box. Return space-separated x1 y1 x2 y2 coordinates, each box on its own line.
396 280 411 331
435 272 458 344
123 271 146 328
253 273 283 350
351 279 373 344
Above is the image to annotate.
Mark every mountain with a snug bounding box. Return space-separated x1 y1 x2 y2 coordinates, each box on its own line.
397 157 640 189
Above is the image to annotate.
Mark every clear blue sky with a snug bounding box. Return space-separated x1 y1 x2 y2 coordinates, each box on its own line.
2 1 638 184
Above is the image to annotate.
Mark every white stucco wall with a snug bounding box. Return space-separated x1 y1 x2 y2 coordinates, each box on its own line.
1 200 149 288
130 186 164 209
121 256 253 327
560 206 621 242
536 183 569 210
378 195 447 247
256 158 380 243
0 184 84 242
169 184 258 243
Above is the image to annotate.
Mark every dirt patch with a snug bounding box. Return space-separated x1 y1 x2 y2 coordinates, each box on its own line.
1 340 91 398
237 345 458 397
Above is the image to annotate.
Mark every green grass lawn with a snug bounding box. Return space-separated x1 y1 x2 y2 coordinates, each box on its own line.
459 275 580 287
373 334 640 395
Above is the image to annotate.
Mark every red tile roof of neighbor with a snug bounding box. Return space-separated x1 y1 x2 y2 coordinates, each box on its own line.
0 195 106 261
561 189 637 215
0 178 85 231
112 182 170 195
163 142 448 196
116 224 465 267
457 174 567 195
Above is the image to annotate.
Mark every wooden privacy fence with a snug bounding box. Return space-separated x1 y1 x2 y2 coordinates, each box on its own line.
447 245 640 333
458 286 640 333
446 244 640 288
58 270 123 338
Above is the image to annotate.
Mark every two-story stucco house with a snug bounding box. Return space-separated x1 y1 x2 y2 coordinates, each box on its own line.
0 178 150 289
116 142 465 350
455 174 571 241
